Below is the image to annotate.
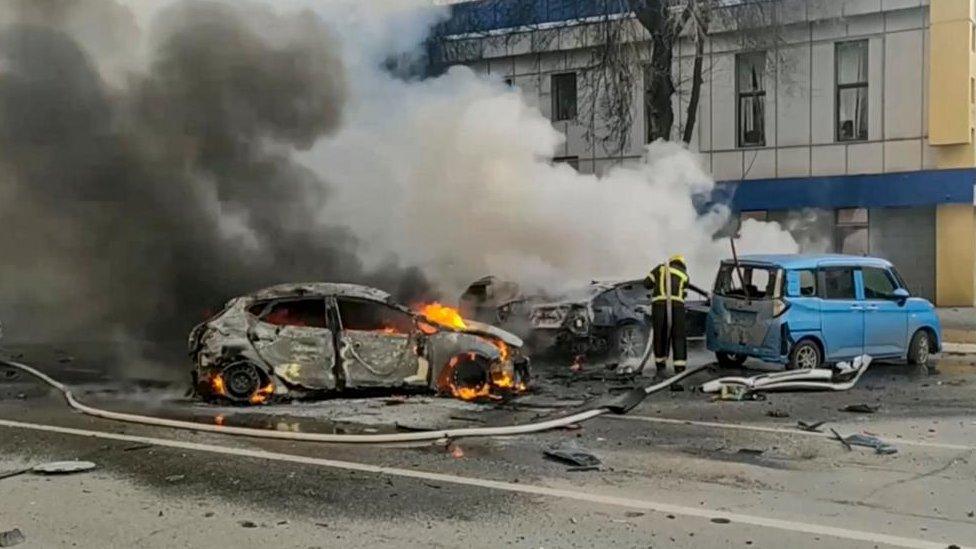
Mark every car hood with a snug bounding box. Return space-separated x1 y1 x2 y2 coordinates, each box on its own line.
461 319 524 348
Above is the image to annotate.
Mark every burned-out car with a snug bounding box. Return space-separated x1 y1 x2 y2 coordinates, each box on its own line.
189 283 529 404
462 278 709 361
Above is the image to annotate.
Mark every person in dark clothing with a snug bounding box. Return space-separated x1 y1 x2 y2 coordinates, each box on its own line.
643 255 706 375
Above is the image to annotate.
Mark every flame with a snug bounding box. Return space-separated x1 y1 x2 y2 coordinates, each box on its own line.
249 381 275 405
210 374 226 396
214 414 225 426
419 302 467 330
493 339 509 361
452 384 491 401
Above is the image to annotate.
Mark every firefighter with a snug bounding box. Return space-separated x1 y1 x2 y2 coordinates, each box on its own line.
643 255 704 376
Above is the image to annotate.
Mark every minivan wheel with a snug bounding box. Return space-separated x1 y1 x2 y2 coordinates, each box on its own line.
907 330 931 366
716 352 747 368
788 340 822 370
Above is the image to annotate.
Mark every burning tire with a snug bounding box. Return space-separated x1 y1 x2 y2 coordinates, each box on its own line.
208 360 274 405
441 353 491 400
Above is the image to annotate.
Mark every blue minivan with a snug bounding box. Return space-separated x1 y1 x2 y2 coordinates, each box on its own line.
706 254 941 369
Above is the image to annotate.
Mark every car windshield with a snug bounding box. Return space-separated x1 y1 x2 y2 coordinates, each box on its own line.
714 263 780 300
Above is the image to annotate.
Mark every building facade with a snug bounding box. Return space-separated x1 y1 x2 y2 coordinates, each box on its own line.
438 0 976 306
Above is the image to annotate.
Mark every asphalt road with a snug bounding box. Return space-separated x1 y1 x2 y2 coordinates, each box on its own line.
1 342 975 549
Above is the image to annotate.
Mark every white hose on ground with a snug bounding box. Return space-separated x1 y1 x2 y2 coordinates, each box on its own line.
0 358 707 444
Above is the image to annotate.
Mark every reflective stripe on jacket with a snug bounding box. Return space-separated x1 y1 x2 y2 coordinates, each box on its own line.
647 262 689 302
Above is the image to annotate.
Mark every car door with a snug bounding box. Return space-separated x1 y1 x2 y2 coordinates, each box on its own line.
818 265 864 360
335 298 425 388
248 298 338 389
860 266 908 357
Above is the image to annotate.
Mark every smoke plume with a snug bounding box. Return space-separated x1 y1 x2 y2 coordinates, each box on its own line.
0 0 431 342
0 0 798 347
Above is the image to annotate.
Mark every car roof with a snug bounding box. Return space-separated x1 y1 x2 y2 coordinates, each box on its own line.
729 254 893 269
248 282 392 302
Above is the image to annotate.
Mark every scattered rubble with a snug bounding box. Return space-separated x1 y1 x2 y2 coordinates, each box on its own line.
31 461 96 475
840 404 879 414
0 529 25 548
796 420 826 433
544 441 601 470
842 433 898 455
766 410 789 418
702 355 873 395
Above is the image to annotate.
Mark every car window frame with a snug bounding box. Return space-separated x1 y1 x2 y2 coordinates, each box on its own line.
860 266 899 301
253 297 331 330
334 297 417 334
818 265 858 301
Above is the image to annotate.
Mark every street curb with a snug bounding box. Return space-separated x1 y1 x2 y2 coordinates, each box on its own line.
942 342 976 355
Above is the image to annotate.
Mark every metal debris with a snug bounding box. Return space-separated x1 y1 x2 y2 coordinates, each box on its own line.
31 461 96 475
0 529 25 548
830 428 852 451
843 433 898 455
766 410 790 418
840 403 879 414
796 420 826 432
544 441 601 469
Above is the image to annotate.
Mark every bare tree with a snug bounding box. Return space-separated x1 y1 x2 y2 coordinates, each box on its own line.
431 0 788 157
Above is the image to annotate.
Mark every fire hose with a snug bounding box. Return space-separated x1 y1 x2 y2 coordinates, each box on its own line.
0 358 706 444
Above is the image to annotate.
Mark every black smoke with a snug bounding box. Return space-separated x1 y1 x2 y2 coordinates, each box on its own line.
0 0 433 343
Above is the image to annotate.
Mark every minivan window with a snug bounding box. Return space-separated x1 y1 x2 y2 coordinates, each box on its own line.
715 264 779 299
862 267 897 299
797 269 817 297
821 267 856 300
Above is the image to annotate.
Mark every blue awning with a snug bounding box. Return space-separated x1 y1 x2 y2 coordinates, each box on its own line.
709 168 976 212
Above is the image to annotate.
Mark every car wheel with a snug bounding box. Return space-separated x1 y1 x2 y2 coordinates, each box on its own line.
788 340 822 370
716 352 747 368
907 330 931 366
220 361 263 403
613 323 648 362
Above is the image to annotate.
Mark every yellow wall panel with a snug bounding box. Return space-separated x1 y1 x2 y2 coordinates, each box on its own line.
936 204 976 306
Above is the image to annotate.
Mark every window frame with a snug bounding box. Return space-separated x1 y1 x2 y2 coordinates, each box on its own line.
835 40 869 142
254 297 330 329
735 51 767 148
796 269 818 297
551 72 577 122
334 297 416 334
818 266 858 301
834 207 870 255
861 266 899 300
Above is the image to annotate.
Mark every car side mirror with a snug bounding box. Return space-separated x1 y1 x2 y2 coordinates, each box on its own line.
892 288 909 304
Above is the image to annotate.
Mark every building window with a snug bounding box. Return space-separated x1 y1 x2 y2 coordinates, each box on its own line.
553 156 579 171
835 207 869 255
836 40 869 142
551 72 577 121
736 52 766 147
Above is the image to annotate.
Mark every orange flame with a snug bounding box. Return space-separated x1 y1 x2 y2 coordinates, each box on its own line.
419 303 467 330
210 374 226 396
249 381 275 405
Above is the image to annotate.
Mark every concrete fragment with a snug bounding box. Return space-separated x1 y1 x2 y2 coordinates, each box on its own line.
0 528 25 547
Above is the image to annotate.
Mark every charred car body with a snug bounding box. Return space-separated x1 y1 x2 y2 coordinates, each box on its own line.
461 278 709 361
189 283 528 404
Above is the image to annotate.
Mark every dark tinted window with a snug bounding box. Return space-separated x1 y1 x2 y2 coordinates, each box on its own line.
862 267 897 299
337 299 414 333
821 268 856 300
261 299 327 328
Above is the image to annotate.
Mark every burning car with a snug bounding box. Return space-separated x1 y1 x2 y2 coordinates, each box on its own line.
189 283 529 404
461 277 709 361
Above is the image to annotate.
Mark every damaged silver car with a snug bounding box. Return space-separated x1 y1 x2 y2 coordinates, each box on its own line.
189 283 529 404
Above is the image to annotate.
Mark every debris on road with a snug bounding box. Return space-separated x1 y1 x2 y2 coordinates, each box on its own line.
766 409 789 418
842 433 898 455
165 474 186 483
31 461 96 475
702 355 873 394
239 520 258 528
544 441 601 469
711 385 765 401
830 428 852 451
0 528 25 548
840 403 879 414
737 448 764 456
796 420 826 432
710 517 731 524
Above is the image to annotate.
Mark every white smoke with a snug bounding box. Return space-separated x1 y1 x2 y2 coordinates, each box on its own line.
299 0 798 295
113 0 798 298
